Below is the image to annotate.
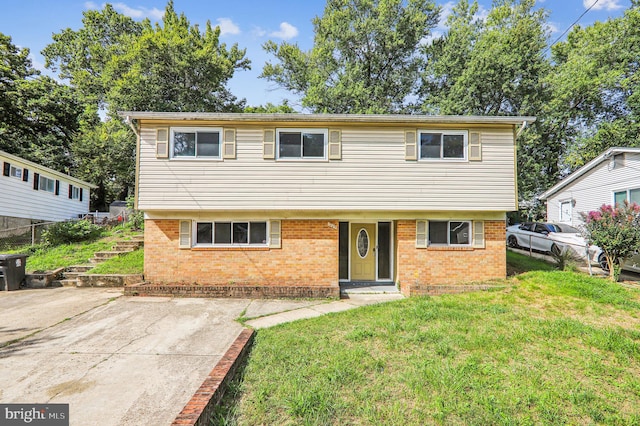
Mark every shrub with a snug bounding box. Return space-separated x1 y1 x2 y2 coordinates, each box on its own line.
125 195 144 230
581 201 640 281
43 220 104 246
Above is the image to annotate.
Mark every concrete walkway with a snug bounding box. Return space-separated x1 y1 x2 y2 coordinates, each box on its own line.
244 293 404 329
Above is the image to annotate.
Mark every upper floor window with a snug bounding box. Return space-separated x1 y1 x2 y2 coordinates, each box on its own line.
277 129 327 159
419 131 467 161
39 175 55 193
614 188 640 205
171 127 221 158
9 166 22 179
72 186 81 200
429 221 471 246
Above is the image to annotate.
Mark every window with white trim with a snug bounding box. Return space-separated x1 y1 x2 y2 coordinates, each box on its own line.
9 166 22 179
72 186 81 200
559 200 572 223
195 221 268 246
428 221 471 246
419 130 467 160
39 175 55 193
171 127 221 158
277 129 327 159
614 188 640 205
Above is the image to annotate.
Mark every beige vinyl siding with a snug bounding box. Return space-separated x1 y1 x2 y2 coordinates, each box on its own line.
0 154 91 222
546 152 640 227
137 125 517 212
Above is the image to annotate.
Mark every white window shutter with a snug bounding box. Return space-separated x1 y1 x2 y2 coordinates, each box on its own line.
222 128 236 159
269 220 281 248
328 129 342 160
263 129 276 159
405 130 417 160
156 128 169 158
179 220 191 249
473 221 485 248
416 220 428 248
469 131 482 161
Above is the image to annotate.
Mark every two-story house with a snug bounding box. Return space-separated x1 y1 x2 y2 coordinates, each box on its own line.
123 113 533 297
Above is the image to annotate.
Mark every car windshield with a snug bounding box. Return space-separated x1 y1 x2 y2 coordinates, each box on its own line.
547 224 579 233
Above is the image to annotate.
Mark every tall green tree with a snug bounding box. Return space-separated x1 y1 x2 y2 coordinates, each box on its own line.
261 0 440 113
0 33 84 173
548 1 640 169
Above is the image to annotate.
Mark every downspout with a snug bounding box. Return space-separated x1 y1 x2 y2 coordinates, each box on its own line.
125 116 141 211
513 120 529 213
516 120 528 138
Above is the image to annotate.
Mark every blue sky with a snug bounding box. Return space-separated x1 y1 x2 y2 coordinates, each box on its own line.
0 0 631 109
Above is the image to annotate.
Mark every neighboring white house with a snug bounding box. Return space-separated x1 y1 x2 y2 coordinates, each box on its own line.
1 150 95 229
540 147 640 227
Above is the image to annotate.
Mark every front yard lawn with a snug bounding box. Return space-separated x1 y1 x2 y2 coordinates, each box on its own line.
224 271 640 425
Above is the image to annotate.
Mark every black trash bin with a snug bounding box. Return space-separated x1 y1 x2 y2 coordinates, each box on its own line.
0 254 28 291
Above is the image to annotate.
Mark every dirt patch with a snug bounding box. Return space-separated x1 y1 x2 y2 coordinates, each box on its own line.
47 380 95 398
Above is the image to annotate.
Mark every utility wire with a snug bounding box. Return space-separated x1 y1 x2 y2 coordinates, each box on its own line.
543 0 600 56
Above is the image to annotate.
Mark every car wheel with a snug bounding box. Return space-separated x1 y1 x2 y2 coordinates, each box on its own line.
550 244 562 256
598 252 610 273
507 235 519 248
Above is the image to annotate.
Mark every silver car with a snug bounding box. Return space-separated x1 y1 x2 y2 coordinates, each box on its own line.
506 222 599 262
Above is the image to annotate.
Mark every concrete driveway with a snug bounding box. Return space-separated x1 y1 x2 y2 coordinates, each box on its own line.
0 288 249 425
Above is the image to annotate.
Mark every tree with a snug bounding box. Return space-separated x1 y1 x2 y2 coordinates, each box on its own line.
261 0 440 113
0 33 85 173
548 2 640 170
244 101 296 113
581 202 640 281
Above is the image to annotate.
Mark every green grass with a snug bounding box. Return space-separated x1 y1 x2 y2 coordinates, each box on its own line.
87 249 143 274
507 249 557 275
19 227 142 273
222 271 640 425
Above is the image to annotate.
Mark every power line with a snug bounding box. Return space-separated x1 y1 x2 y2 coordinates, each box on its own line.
543 0 600 56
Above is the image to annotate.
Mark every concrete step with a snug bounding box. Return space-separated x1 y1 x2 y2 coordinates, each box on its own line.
114 241 143 250
66 265 94 273
93 251 124 260
58 279 78 287
62 272 82 280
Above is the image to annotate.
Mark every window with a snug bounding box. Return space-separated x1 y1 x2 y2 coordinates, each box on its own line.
559 200 572 223
171 127 221 158
419 131 467 160
277 129 327 159
72 186 81 200
428 221 471 246
39 175 55 193
614 188 640 205
194 221 268 246
9 166 22 179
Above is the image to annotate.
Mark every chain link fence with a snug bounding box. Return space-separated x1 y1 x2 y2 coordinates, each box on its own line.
0 222 57 250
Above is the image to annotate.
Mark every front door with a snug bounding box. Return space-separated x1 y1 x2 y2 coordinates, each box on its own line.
351 223 376 281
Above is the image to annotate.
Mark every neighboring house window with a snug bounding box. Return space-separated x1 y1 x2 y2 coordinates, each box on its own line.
9 166 22 179
171 127 221 158
429 221 471 246
614 188 640 205
419 131 467 160
39 175 55 193
277 129 327 159
559 200 572 223
195 221 268 246
72 186 81 200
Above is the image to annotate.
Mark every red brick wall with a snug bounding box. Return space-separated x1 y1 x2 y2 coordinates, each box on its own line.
396 220 506 296
144 219 339 288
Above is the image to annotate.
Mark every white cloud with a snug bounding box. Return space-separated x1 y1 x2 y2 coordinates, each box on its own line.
216 18 241 36
546 22 560 34
269 22 299 40
112 2 164 20
84 1 99 9
583 0 623 11
252 26 267 37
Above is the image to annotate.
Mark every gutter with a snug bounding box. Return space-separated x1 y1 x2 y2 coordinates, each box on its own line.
515 120 528 138
124 115 139 137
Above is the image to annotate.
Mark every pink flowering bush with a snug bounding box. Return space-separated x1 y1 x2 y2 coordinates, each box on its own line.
581 201 640 281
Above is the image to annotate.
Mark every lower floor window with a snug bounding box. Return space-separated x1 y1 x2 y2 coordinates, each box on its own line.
429 221 470 246
196 221 267 246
